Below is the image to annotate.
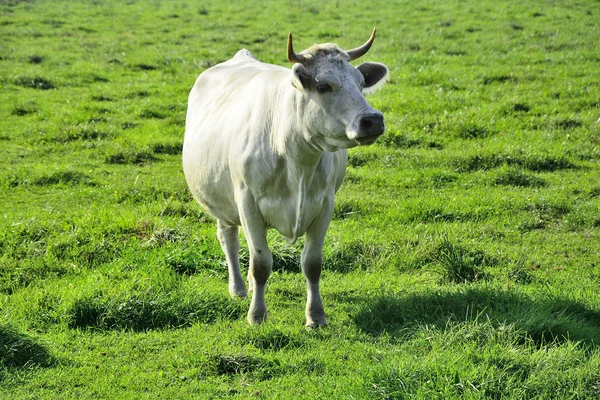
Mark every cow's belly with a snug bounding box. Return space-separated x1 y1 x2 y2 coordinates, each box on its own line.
183 139 241 226
258 191 329 243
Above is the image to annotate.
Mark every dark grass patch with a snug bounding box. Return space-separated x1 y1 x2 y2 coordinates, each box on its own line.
324 242 381 273
353 288 600 346
238 328 304 351
424 239 492 283
407 42 420 51
139 108 166 119
527 199 571 221
333 198 365 219
519 199 572 231
451 153 576 173
67 290 245 331
13 75 55 90
0 222 94 293
23 293 64 328
0 223 125 284
90 94 113 102
402 202 492 224
11 104 37 116
445 48 468 56
554 119 583 130
427 141 444 149
160 202 205 219
510 22 525 31
494 168 546 188
121 122 138 130
343 169 361 184
42 19 64 28
509 103 531 113
272 248 299 273
125 90 149 98
295 357 327 374
54 124 113 143
454 123 490 139
589 186 600 199
0 324 55 368
105 150 158 165
379 132 423 148
133 63 158 71
0 259 64 295
165 246 223 276
507 263 537 285
407 207 459 223
152 142 182 155
139 103 184 121
75 73 109 84
28 55 43 64
207 353 281 378
240 244 300 273
144 228 184 247
518 218 547 232
482 75 517 85
29 170 96 187
348 152 377 168
47 234 120 269
431 172 459 187
116 184 191 204
270 286 303 302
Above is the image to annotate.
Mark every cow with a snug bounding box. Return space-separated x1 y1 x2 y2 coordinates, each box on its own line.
182 29 389 327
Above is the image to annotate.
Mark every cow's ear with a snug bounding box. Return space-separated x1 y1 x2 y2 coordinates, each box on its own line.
291 63 313 91
356 62 389 94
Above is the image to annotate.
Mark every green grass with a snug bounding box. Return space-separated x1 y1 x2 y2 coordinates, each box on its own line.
1 0 600 398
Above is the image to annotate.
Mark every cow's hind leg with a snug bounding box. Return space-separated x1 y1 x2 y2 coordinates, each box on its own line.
217 220 247 297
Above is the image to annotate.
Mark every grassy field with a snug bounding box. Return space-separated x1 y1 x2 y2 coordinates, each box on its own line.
1 0 600 398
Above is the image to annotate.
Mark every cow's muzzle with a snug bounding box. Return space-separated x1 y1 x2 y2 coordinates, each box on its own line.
355 112 385 145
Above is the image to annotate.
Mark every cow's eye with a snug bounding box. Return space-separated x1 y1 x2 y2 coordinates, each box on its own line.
316 83 332 93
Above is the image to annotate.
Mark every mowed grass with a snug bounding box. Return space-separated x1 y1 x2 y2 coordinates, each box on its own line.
1 0 600 398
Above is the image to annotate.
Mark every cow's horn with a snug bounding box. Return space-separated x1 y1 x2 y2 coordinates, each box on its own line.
346 28 377 61
287 32 305 64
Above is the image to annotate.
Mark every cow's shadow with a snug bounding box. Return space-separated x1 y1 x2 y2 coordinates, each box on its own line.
349 287 600 347
0 324 56 376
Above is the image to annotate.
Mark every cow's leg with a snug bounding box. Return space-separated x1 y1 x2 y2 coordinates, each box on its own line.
301 198 334 328
238 195 272 325
243 227 272 324
216 220 246 297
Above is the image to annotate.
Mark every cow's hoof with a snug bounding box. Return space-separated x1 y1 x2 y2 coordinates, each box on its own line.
229 287 248 298
247 314 267 325
247 309 267 325
305 318 327 329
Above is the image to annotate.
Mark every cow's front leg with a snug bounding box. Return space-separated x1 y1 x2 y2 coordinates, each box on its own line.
302 197 334 328
216 220 246 297
238 193 272 325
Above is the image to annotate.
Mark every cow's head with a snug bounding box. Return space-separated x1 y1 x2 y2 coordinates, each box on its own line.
287 29 389 150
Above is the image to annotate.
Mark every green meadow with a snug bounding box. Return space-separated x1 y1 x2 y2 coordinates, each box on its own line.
1 0 600 398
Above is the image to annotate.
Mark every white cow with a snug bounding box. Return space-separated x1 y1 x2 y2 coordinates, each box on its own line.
183 29 389 327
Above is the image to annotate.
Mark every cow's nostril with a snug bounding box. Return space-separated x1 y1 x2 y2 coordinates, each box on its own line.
359 114 384 136
361 118 373 130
